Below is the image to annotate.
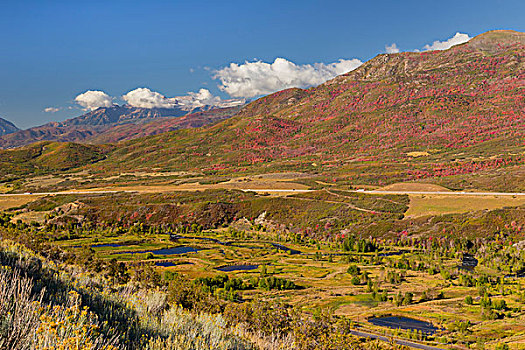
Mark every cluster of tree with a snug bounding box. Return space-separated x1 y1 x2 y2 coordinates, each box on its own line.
341 236 378 253
257 276 298 291
480 293 508 320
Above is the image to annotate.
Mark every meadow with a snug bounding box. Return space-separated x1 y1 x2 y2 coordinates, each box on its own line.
1 185 523 349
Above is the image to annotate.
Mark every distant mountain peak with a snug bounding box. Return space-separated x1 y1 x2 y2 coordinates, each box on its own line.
0 104 244 149
0 117 19 136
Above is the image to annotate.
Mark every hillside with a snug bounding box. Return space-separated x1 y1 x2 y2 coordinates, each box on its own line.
0 105 242 148
0 141 112 179
0 117 19 136
89 30 524 189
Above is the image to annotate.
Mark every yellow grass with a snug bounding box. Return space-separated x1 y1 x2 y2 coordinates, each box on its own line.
379 182 451 192
88 177 309 193
406 194 525 217
0 195 42 211
406 151 430 157
11 210 50 224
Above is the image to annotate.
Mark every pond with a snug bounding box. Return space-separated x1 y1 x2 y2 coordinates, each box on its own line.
170 234 230 245
459 253 478 270
504 273 525 278
368 316 439 335
215 264 259 272
270 243 301 255
72 243 128 248
155 261 195 267
91 243 126 248
170 235 301 254
119 246 201 255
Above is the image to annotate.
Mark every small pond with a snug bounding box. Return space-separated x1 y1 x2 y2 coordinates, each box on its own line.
119 246 201 255
270 243 301 255
505 273 525 278
92 243 126 248
72 243 128 248
155 261 194 267
368 316 439 335
216 264 259 272
170 234 230 245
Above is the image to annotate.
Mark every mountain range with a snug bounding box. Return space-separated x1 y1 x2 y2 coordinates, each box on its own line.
0 104 243 148
91 31 523 185
1 30 524 191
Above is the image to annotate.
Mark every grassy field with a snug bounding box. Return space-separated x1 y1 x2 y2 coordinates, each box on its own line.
2 182 525 349
378 183 452 192
0 195 43 211
406 194 525 217
45 226 525 348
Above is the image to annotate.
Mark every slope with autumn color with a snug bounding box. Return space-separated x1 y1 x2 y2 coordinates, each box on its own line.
87 31 523 190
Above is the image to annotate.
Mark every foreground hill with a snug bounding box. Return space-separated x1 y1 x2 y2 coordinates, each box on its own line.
0 105 242 148
0 117 19 136
89 30 523 189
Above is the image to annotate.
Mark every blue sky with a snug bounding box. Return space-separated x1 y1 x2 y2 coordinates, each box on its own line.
1 0 524 128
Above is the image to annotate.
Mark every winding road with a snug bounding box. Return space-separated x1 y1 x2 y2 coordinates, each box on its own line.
349 329 447 350
0 189 523 196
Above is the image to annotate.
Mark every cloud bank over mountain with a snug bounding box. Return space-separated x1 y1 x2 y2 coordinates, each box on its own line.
74 91 114 111
213 57 363 98
121 88 175 109
385 32 471 55
121 88 244 110
73 88 245 111
423 32 471 51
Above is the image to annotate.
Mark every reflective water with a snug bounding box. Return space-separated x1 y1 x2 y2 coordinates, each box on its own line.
216 264 259 272
368 316 439 334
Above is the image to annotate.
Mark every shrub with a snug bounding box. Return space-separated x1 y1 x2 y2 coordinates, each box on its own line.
347 264 360 276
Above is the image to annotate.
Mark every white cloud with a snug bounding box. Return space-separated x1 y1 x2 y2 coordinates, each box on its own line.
385 43 400 54
423 32 471 51
74 90 113 111
185 88 221 108
44 107 61 113
122 88 176 108
213 57 363 98
122 87 245 110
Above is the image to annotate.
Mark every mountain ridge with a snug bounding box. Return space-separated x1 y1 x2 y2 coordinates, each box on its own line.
87 30 524 189
0 117 19 137
0 104 243 148
1 30 523 191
